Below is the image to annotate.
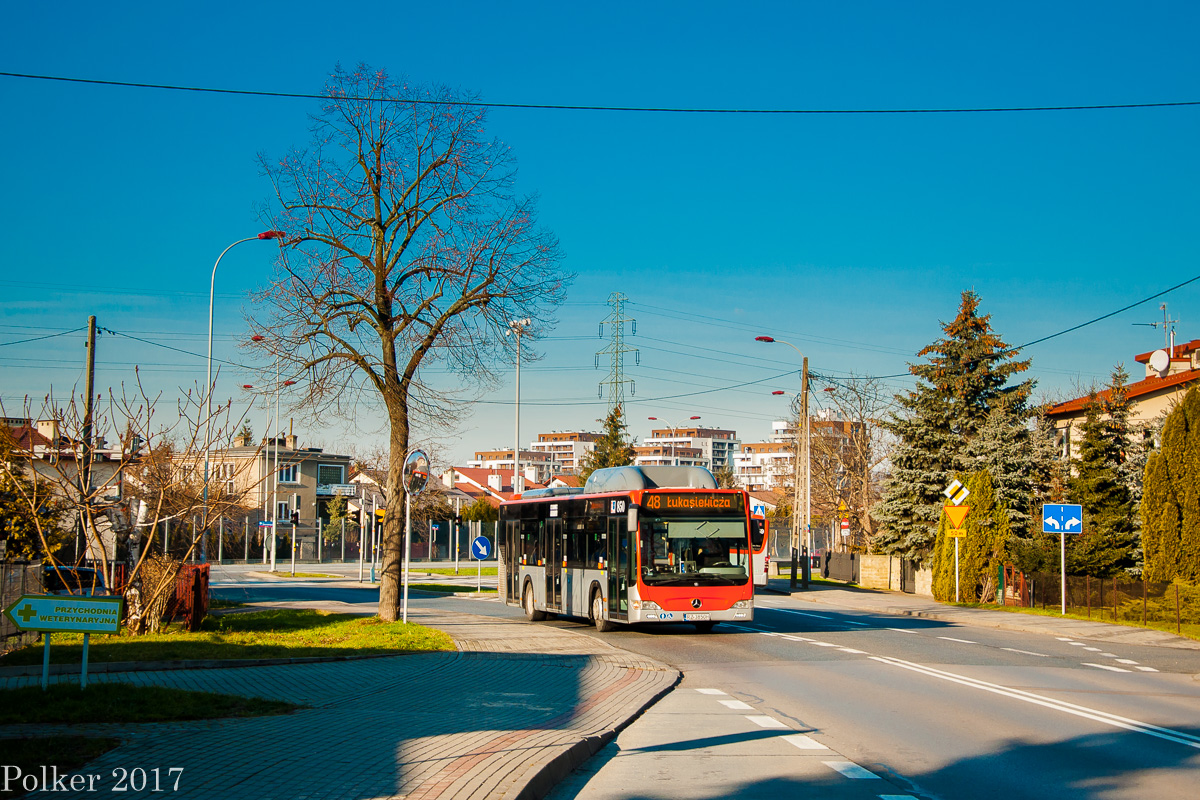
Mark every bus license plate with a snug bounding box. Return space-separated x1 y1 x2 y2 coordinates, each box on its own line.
684 613 710 621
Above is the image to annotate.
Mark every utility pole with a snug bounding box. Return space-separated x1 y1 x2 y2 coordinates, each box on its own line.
79 315 97 564
801 357 810 588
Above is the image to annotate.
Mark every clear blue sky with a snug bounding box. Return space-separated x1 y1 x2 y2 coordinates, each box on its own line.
3 2 1198 465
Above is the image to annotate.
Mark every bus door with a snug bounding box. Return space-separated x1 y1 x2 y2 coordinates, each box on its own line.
607 513 630 620
505 519 520 601
750 516 768 587
546 518 563 609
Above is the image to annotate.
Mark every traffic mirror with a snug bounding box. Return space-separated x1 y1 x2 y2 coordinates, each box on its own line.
404 449 430 497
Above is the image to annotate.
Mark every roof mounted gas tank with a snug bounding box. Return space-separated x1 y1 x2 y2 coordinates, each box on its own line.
583 465 718 494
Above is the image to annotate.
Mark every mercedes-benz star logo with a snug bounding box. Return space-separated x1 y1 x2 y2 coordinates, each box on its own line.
691 599 702 609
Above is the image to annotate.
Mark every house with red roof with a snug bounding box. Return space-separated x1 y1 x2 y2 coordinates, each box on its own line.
439 467 549 507
1045 339 1200 458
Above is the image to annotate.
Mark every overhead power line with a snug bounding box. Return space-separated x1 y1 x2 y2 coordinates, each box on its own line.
3 71 1199 115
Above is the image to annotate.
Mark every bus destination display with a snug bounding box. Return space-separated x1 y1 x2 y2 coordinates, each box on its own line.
643 492 744 515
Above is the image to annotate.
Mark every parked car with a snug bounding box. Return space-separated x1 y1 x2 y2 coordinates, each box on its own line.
43 565 107 596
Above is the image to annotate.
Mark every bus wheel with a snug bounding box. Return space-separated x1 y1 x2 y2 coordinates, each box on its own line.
694 621 716 633
524 583 546 621
592 590 614 633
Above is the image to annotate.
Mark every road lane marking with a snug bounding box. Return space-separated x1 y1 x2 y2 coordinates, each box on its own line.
811 641 838 647
781 734 828 750
1135 666 1159 672
938 636 976 644
1056 637 1074 641
1068 642 1088 646
747 715 787 728
1116 658 1139 664
822 761 879 779
839 648 868 654
887 628 917 634
1001 648 1048 657
769 608 871 626
1083 647 1102 652
720 700 754 710
1083 663 1131 673
1099 653 1118 658
870 655 1200 750
695 688 727 695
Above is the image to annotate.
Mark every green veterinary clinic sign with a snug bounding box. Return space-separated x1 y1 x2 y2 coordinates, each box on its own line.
4 594 123 634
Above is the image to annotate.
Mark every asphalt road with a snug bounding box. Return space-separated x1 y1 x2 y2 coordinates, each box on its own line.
211 567 1200 799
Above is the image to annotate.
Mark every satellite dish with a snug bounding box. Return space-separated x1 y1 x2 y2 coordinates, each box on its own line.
1149 349 1170 376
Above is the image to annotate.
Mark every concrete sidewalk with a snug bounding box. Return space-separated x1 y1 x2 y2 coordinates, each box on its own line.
0 608 679 800
766 577 1200 650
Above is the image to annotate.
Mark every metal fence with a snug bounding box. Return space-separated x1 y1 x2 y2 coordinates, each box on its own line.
1010 571 1198 634
1 563 42 653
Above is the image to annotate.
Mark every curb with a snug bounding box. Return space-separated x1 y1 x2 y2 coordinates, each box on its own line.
514 666 682 800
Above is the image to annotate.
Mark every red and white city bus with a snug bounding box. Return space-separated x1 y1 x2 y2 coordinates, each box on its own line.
500 466 755 632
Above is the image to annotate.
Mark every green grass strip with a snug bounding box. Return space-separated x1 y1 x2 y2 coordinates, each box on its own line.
0 609 455 666
0 683 299 725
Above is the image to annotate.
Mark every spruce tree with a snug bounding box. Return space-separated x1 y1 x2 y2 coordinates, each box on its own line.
578 404 637 483
966 405 1034 532
1066 372 1137 576
875 291 1033 562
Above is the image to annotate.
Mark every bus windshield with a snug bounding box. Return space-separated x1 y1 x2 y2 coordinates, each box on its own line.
639 491 750 586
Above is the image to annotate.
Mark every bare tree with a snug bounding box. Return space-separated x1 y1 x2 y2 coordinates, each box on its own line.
253 65 569 620
2 379 264 632
808 377 893 552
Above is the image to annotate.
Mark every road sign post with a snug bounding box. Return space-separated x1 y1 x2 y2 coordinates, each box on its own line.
1043 504 1084 615
4 594 123 690
471 535 491 592
944 504 971 603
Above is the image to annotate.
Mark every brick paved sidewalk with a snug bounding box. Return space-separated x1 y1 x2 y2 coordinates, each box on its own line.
0 608 680 800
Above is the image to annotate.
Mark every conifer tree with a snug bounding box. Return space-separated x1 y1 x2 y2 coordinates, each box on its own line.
930 502 955 602
578 404 637 483
1142 388 1200 582
0 428 68 561
1066 369 1137 576
875 291 1033 562
929 470 1009 602
1007 412 1066 573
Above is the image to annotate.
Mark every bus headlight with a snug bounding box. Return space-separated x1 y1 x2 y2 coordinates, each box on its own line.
635 600 661 610
732 600 752 609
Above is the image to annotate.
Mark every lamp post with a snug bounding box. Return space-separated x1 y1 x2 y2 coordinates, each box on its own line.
759 335 810 589
202 231 284 560
507 318 531 493
647 416 701 466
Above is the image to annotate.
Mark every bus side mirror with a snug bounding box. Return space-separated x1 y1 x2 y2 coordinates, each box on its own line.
627 504 638 532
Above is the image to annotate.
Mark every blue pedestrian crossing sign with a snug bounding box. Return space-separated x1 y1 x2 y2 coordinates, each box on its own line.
1042 504 1083 534
471 536 491 560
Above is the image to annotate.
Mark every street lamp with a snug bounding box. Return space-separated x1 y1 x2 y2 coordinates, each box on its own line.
759 335 810 589
202 230 284 560
647 416 701 466
507 318 531 493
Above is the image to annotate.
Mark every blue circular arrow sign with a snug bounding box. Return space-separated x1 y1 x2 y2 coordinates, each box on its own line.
471 536 491 560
